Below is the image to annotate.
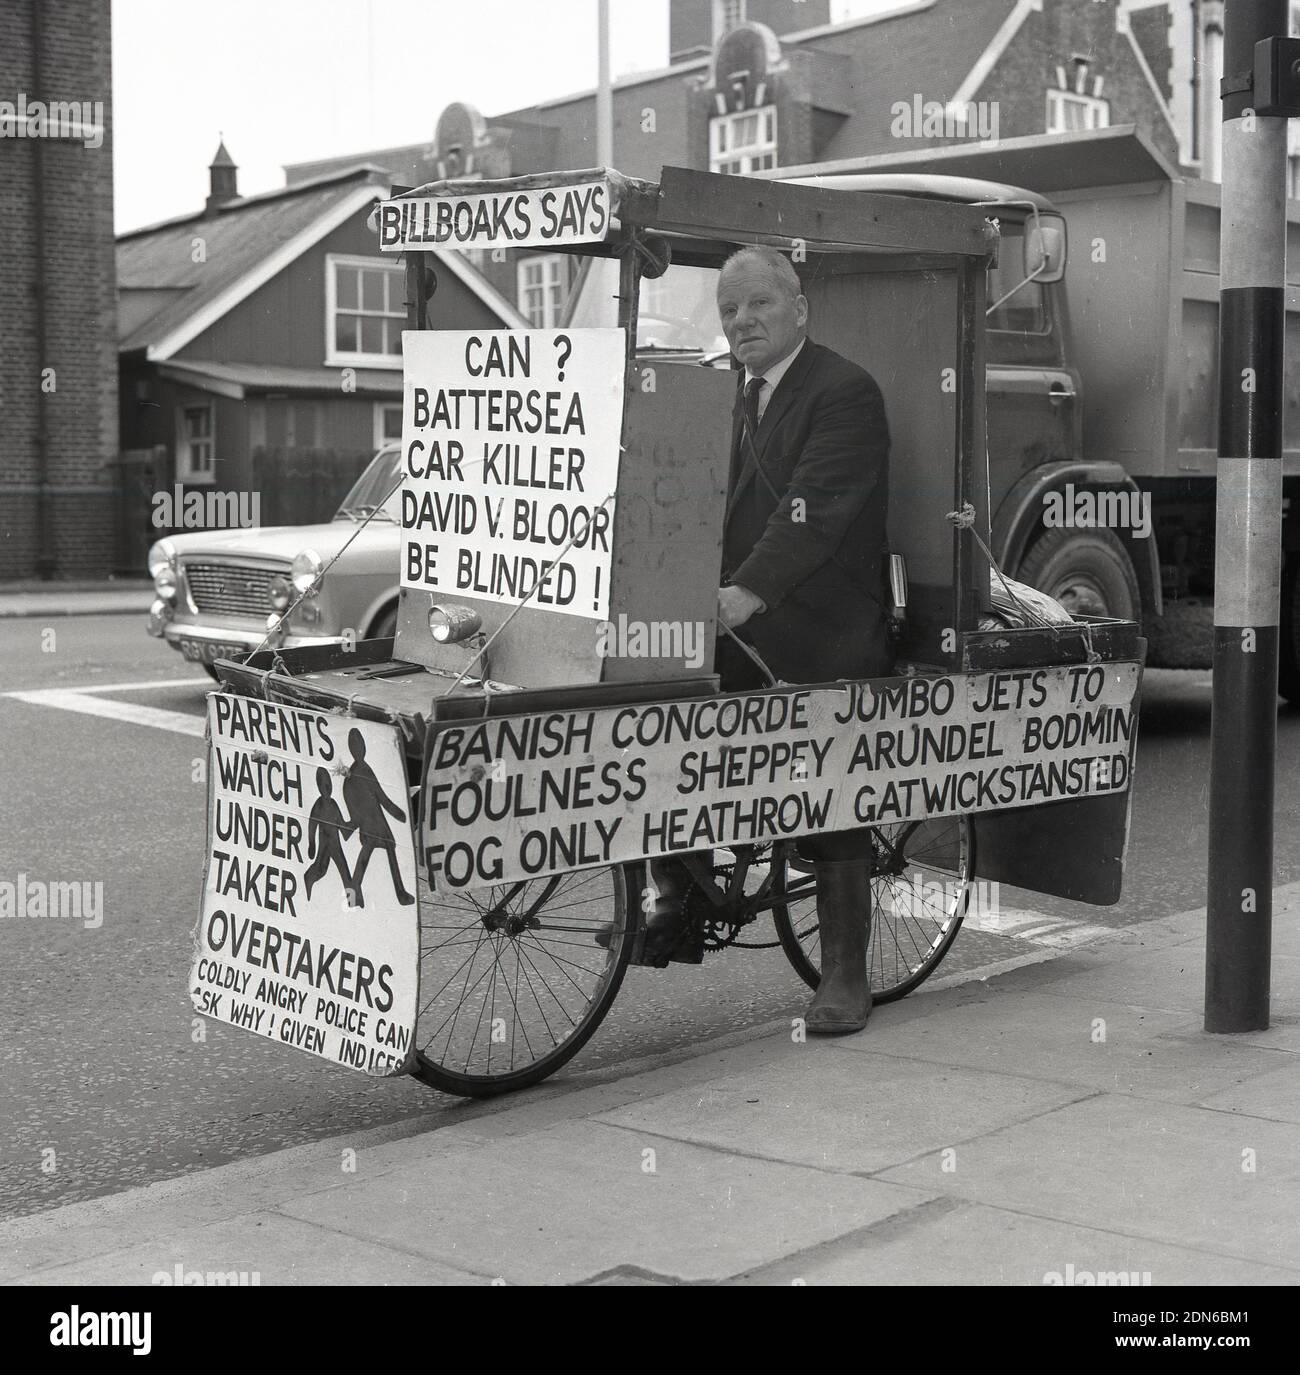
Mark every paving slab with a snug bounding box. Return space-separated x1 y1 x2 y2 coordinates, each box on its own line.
831 990 1292 1105
1197 1059 1300 1124
280 1120 935 1284
11 1212 484 1286
878 1094 1300 1271
731 1199 1300 1286
0 1127 495 1283
593 1048 1090 1174
1018 940 1207 1010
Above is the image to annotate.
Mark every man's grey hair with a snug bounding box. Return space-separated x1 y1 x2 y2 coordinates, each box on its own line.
719 245 803 299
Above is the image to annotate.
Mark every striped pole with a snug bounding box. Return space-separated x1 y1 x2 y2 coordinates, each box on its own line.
1205 0 1287 1032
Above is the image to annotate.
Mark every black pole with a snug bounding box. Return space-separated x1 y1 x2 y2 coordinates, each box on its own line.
1205 0 1286 1032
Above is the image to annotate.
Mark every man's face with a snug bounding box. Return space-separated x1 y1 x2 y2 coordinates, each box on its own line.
716 263 808 375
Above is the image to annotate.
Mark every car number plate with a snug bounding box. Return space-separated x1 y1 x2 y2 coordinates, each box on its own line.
180 638 245 665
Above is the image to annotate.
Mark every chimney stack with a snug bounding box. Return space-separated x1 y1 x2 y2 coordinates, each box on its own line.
205 139 238 215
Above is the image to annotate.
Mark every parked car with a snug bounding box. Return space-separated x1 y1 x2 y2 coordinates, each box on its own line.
147 444 401 678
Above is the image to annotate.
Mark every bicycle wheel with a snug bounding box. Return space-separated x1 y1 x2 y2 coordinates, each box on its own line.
410 864 633 1097
773 816 976 1003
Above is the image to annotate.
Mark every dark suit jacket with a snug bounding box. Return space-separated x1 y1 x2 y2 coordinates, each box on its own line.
722 338 892 686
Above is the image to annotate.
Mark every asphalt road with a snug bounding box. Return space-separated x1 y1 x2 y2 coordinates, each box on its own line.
1 613 1298 1218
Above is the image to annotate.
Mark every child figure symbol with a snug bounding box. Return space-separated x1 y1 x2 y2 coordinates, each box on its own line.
303 768 355 901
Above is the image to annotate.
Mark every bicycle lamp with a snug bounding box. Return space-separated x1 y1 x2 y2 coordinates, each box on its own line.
428 603 482 643
290 548 324 595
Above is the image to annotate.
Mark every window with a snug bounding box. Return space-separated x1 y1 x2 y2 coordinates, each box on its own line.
986 226 1048 334
516 254 566 328
710 105 777 174
326 254 405 367
373 402 403 449
1046 89 1110 134
713 0 746 40
177 404 215 482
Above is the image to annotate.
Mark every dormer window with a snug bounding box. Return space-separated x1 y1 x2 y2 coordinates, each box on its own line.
710 105 777 174
1046 88 1109 133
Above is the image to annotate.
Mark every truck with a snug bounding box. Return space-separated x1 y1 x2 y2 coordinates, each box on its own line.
781 124 1300 699
565 125 1298 699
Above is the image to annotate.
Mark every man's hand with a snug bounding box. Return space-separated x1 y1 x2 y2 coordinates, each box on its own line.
718 583 765 630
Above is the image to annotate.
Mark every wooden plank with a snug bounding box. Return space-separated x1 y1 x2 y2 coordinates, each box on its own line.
640 166 994 260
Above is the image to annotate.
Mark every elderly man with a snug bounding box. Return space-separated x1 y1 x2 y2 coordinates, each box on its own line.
646 246 893 1035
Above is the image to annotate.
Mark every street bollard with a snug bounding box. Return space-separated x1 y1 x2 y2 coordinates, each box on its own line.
1205 0 1288 1032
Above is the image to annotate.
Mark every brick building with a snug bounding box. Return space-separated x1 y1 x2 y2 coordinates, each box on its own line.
286 0 1202 329
0 0 116 580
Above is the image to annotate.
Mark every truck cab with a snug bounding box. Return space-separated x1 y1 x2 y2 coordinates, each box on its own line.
759 126 1300 701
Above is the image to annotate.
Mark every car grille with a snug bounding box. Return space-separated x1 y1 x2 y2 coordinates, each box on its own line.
185 563 280 617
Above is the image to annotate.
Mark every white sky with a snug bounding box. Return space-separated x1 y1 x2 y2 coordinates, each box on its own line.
111 0 901 232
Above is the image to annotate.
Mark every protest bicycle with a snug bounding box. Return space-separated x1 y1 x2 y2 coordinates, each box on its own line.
198 163 1142 1100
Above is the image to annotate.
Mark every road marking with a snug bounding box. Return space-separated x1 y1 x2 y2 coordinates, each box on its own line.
963 906 1115 949
3 679 208 738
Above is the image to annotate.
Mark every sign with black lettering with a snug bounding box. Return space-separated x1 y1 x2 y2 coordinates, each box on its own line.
401 329 624 619
191 695 419 1076
421 663 1141 891
378 177 612 251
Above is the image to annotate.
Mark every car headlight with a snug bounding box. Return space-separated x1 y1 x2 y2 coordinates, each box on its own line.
148 538 177 600
269 574 292 610
147 538 176 578
291 549 324 596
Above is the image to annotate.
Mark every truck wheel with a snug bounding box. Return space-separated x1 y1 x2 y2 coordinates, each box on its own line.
1017 527 1140 621
1279 556 1300 705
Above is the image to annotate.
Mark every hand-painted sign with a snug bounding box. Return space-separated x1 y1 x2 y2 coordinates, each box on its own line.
192 694 419 1076
378 177 612 252
400 328 625 620
420 663 1141 891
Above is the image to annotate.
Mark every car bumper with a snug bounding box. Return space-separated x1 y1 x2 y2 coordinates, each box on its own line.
157 622 341 665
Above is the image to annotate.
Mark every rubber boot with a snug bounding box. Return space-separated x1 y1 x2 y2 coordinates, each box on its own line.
804 858 873 1034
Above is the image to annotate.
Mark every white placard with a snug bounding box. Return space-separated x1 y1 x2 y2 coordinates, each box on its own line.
377 177 612 252
400 328 625 620
420 663 1141 891
191 695 419 1076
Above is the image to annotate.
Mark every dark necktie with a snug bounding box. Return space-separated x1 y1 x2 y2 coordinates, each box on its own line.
743 376 765 446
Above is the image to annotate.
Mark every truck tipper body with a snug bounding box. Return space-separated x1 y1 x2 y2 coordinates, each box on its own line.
771 125 1300 699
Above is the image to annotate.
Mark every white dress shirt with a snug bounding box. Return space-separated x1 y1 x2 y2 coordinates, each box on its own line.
744 336 807 424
